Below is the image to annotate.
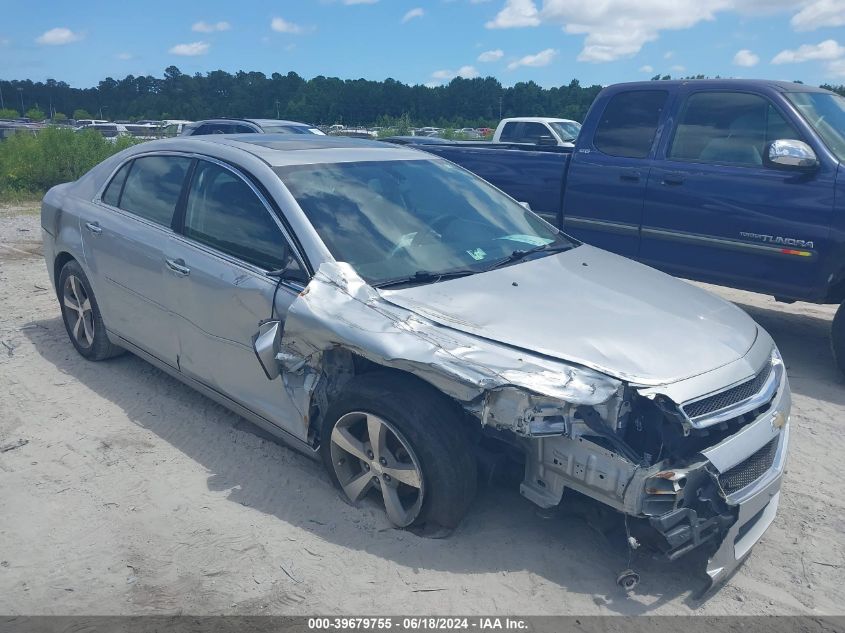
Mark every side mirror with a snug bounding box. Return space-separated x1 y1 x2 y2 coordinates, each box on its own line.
519 201 532 211
767 139 818 170
536 135 558 146
252 319 281 380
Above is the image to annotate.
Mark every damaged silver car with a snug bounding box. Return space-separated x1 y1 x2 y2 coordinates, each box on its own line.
41 135 791 591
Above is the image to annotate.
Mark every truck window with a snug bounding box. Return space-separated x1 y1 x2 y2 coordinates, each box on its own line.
519 122 552 143
499 122 520 142
670 92 801 167
593 90 668 158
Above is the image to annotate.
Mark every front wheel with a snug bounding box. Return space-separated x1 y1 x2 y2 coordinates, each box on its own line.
320 372 477 530
832 300 845 375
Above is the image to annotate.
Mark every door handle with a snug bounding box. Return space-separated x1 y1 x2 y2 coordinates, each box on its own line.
85 221 102 234
619 169 641 182
165 258 191 277
662 173 685 185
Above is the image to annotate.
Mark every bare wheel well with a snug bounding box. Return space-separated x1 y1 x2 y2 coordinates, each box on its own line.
53 252 76 296
308 351 482 449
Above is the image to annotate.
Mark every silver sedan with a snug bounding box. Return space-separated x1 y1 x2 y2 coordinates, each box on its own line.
41 135 791 590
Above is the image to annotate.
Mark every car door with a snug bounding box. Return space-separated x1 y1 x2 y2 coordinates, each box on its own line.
82 154 192 367
640 89 836 297
162 158 310 439
562 89 670 257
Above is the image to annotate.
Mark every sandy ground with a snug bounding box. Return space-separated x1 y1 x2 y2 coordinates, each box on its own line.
1 202 843 616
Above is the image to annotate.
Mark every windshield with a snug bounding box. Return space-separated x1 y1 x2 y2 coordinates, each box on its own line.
786 91 845 162
550 121 581 142
275 159 573 286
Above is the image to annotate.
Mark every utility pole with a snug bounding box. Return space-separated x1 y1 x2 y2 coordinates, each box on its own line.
499 95 503 120
275 99 280 119
18 87 24 116
0 81 5 110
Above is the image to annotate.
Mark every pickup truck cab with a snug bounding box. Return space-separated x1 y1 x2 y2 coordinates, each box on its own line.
492 117 581 146
416 80 845 371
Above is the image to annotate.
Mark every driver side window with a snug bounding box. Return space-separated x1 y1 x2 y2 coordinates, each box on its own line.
183 160 295 271
670 91 802 167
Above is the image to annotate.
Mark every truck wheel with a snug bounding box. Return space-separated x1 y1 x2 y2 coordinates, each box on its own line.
58 260 124 361
832 301 845 375
320 371 477 530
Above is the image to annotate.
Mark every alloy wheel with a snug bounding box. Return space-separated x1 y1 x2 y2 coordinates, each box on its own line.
62 275 94 349
330 411 424 527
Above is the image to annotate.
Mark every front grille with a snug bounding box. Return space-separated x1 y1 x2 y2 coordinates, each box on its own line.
719 438 778 495
683 361 773 419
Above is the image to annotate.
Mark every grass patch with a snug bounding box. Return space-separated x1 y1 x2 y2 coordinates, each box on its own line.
0 127 140 196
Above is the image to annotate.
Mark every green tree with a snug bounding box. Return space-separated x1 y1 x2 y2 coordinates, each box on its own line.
0 108 19 119
26 107 46 121
53 112 68 122
72 108 93 120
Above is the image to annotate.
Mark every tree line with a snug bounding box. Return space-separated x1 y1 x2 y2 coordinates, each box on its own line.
2 67 843 127
0 67 600 126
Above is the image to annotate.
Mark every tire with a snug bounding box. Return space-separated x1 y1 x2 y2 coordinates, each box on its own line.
320 371 477 530
58 259 124 361
833 301 845 376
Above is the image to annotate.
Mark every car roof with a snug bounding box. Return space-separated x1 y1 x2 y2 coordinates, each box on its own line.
191 118 314 127
132 133 430 167
499 117 579 124
603 79 833 94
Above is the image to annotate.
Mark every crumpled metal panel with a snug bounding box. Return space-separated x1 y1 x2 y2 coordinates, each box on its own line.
276 262 622 433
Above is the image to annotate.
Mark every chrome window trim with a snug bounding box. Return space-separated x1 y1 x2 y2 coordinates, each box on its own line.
93 150 310 284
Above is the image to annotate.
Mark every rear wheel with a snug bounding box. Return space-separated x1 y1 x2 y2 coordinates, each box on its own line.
58 260 124 361
321 372 477 530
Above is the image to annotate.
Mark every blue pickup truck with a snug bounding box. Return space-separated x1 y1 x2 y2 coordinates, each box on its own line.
411 80 845 370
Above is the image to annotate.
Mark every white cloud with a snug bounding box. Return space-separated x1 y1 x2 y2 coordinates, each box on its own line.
168 41 210 56
790 0 845 31
772 39 845 63
192 21 231 33
271 17 309 34
670 64 686 73
35 27 84 46
402 8 425 23
486 0 540 28
115 52 133 60
733 49 759 66
429 65 480 84
478 48 504 62
506 47 557 70
639 64 654 73
0 38 10 47
664 51 675 59
483 0 845 63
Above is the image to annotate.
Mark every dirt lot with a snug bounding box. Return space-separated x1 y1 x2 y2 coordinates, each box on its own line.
1 203 843 616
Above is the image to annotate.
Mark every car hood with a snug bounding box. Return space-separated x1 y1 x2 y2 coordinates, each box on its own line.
378 245 758 386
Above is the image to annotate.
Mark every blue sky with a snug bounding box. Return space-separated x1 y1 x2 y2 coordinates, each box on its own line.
2 0 845 89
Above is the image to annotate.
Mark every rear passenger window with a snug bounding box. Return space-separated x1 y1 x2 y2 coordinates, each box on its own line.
670 92 802 167
499 122 519 142
119 156 191 227
101 161 131 207
183 161 289 270
594 90 668 158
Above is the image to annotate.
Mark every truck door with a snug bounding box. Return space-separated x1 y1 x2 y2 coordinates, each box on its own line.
640 89 835 300
562 89 670 257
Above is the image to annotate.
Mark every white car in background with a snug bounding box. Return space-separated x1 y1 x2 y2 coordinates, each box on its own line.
492 117 582 147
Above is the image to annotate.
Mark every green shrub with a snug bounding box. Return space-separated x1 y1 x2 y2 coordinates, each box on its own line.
0 127 140 197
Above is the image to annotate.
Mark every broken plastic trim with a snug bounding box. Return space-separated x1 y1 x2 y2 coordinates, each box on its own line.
269 262 622 439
